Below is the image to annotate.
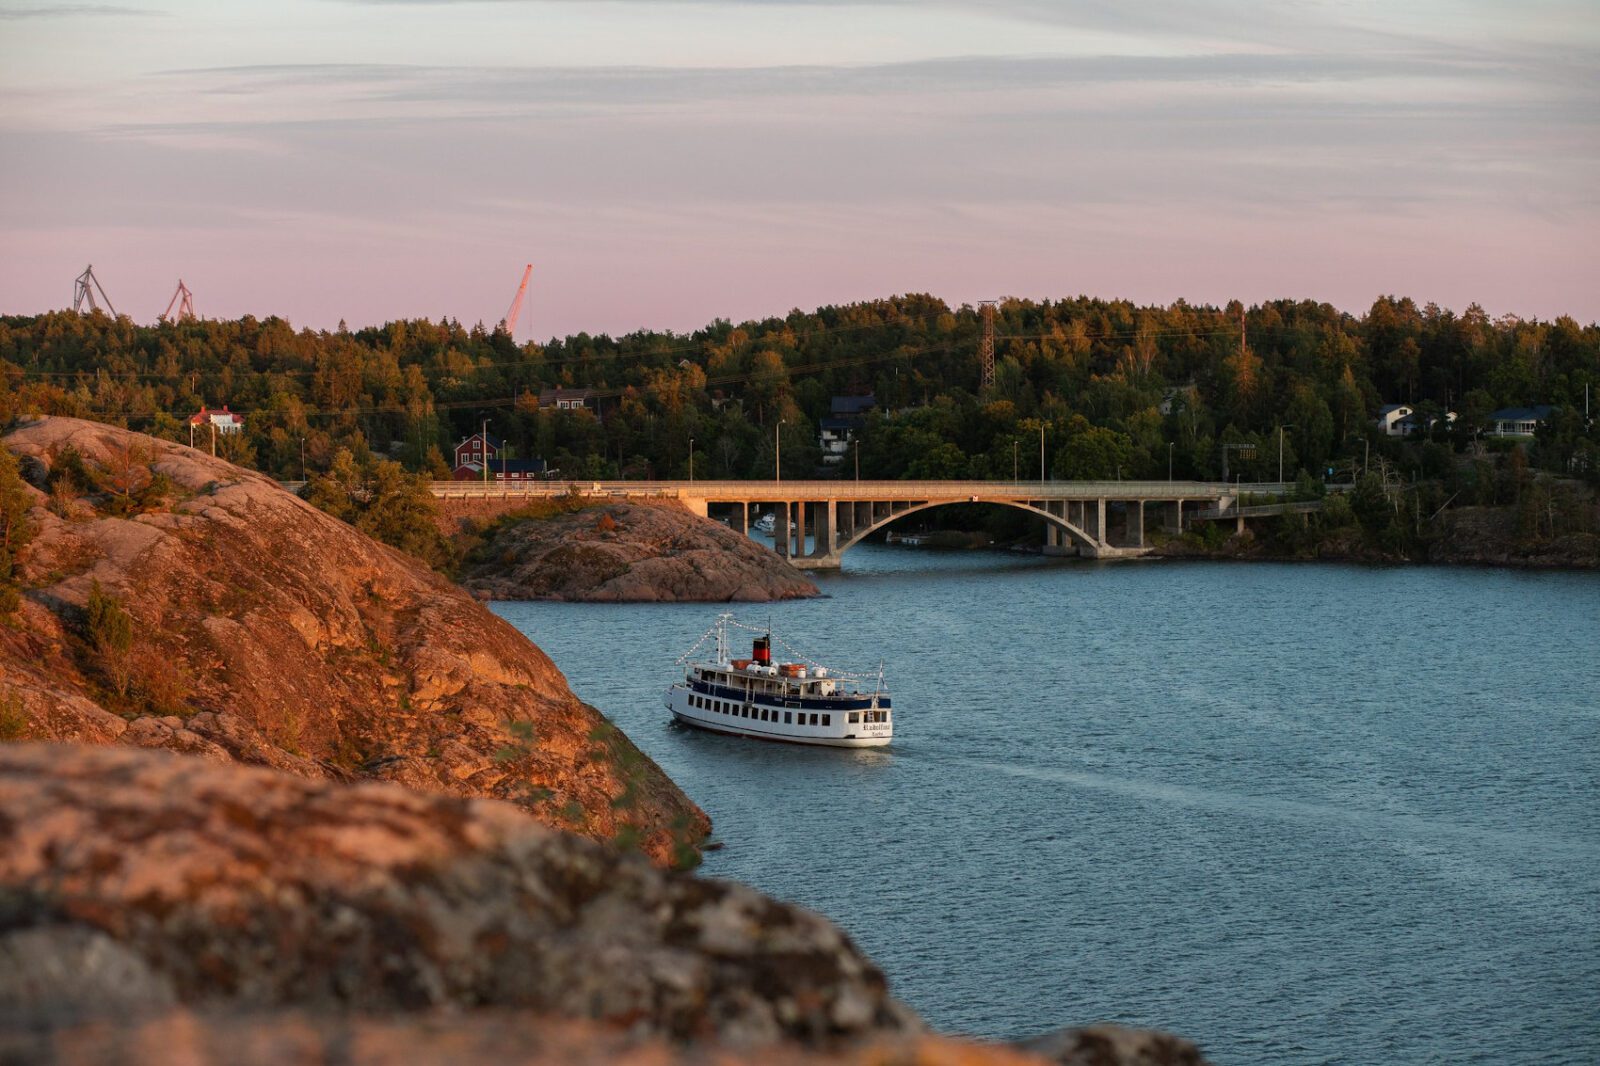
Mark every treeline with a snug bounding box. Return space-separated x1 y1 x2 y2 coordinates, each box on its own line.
2 295 1597 491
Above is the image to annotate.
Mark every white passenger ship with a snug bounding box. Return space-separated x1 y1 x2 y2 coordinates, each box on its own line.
665 615 892 747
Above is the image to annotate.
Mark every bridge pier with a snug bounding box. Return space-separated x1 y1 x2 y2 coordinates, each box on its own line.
775 502 791 559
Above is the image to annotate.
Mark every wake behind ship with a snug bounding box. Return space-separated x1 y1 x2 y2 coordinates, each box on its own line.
666 615 892 747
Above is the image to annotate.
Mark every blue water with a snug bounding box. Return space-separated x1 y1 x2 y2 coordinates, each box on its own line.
492 548 1600 1065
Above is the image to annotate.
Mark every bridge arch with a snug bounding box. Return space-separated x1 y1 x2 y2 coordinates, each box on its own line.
831 498 1099 559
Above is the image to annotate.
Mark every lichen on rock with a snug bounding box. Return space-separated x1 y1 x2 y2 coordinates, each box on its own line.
0 417 707 866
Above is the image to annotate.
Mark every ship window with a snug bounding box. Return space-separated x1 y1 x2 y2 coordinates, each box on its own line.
849 713 859 724
784 712 792 724
809 714 818 726
822 715 830 727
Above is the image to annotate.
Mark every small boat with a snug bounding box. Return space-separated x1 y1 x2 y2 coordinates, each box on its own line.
665 615 893 748
752 512 776 534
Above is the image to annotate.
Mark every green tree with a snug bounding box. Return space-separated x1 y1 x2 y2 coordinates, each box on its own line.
86 579 134 696
0 446 33 613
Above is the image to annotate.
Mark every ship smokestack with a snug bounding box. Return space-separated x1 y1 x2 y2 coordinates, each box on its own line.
752 636 771 664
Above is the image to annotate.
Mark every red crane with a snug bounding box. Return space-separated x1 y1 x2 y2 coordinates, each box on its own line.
160 278 196 323
499 263 533 338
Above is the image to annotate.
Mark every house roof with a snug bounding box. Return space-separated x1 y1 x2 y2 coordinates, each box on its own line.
189 406 243 426
1490 406 1555 421
1376 404 1411 416
457 432 503 450
538 388 595 404
831 394 876 416
819 416 859 431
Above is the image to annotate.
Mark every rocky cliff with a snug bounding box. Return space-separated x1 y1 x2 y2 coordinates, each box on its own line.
0 744 1209 1066
0 417 707 866
458 500 820 602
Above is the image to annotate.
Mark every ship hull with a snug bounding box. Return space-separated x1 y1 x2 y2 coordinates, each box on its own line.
665 684 891 748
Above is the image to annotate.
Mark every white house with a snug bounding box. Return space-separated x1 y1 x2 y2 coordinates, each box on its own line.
537 388 595 412
188 405 244 435
1374 404 1413 437
1395 410 1457 436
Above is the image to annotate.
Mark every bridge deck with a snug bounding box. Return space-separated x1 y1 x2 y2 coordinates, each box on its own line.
430 478 1289 501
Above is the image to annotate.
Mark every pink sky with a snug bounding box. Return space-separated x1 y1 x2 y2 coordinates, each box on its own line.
2 1 1597 339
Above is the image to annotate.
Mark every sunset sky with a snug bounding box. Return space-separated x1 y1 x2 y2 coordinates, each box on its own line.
2 0 1596 339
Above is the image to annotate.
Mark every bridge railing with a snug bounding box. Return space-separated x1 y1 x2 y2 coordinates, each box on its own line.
429 478 1292 499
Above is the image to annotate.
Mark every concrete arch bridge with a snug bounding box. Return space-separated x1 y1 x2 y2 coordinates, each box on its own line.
430 479 1292 568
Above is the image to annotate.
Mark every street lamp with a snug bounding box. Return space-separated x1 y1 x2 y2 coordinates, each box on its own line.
1039 423 1046 487
1168 441 1174 482
300 436 306 483
688 436 695 482
853 437 859 483
1013 439 1019 482
775 420 784 484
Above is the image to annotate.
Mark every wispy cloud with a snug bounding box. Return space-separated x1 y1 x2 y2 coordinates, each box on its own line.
0 3 159 17
154 47 1594 107
1 0 1596 331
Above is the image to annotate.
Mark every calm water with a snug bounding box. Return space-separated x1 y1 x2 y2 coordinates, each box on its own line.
493 548 1600 1065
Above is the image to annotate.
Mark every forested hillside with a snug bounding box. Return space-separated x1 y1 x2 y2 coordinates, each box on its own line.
2 295 1596 488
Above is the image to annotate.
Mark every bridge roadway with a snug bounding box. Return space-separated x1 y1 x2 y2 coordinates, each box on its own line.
431 478 1289 567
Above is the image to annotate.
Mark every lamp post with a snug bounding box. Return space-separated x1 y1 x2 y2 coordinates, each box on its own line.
300 437 306 483
775 420 784 484
1013 439 1019 483
1039 423 1046 487
1168 441 1174 482
688 437 695 482
481 419 488 486
853 437 859 483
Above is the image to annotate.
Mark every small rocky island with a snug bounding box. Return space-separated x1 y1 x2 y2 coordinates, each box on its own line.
456 499 821 602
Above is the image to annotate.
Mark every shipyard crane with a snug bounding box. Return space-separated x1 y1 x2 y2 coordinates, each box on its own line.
978 299 997 391
72 264 116 317
160 278 196 323
499 263 533 337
